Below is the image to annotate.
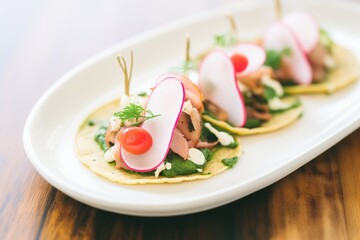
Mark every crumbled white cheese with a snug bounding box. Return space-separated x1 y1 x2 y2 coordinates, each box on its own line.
261 75 284 97
155 163 165 178
187 148 206 165
204 123 235 146
165 162 172 170
197 169 203 173
104 146 116 162
109 116 121 131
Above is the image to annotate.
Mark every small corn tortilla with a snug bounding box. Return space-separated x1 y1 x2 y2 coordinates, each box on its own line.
284 45 360 94
75 100 242 184
202 97 303 135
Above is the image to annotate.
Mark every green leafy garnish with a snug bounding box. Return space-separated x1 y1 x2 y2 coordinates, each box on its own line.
319 28 334 52
222 156 239 168
244 118 262 129
214 32 237 47
243 91 252 105
214 15 239 47
87 120 96 126
137 91 147 97
108 161 116 167
263 85 277 101
264 48 291 70
169 60 197 74
113 103 160 126
169 35 198 74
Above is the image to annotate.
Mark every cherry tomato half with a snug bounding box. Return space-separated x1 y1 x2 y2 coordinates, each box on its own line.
231 53 248 73
119 127 153 155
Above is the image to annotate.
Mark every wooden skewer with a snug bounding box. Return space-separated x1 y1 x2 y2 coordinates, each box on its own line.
186 33 190 62
226 14 237 33
275 0 282 20
117 51 134 96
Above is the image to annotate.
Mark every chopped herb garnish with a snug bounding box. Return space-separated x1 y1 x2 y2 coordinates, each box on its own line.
214 15 238 47
87 120 96 126
244 119 262 129
264 48 291 70
169 35 198 74
169 60 197 74
137 91 147 97
108 161 116 167
214 32 237 47
113 103 160 126
319 28 334 52
263 85 277 101
222 156 239 168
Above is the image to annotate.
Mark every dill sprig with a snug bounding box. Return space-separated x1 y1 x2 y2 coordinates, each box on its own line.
113 103 160 126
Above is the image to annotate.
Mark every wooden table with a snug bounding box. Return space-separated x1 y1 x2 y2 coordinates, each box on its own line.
1 1 359 239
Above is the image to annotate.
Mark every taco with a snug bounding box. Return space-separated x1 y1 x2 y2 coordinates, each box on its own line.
75 99 241 184
197 44 303 136
75 53 242 184
262 12 360 94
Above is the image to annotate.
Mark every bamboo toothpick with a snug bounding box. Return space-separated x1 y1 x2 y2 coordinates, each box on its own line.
275 0 282 20
226 14 237 33
186 33 191 62
117 51 134 96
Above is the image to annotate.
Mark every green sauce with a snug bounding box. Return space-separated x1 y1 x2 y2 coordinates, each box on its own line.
94 125 237 178
94 124 108 152
222 156 239 168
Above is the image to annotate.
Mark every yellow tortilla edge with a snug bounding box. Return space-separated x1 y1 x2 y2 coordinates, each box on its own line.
284 45 360 95
202 98 303 136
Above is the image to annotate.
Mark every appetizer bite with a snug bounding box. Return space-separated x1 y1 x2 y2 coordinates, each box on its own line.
262 0 360 94
75 52 242 184
198 43 303 135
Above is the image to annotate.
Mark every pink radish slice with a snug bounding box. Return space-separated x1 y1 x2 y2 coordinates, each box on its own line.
120 77 185 172
230 43 266 76
199 51 246 127
283 12 319 54
263 22 312 85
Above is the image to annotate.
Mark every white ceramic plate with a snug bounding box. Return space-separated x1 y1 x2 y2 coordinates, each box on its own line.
23 0 360 216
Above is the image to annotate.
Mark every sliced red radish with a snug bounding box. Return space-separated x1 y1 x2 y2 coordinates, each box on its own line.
283 12 319 54
263 22 312 85
157 73 204 113
120 77 185 172
199 51 246 127
229 43 266 76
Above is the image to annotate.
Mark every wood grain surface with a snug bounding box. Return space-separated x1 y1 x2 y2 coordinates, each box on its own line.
1 1 359 239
